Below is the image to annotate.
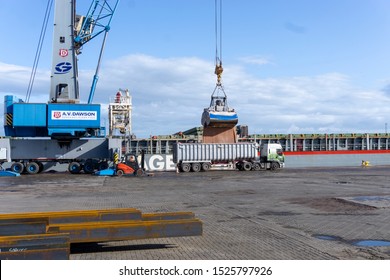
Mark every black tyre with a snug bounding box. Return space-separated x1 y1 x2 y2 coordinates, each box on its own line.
252 162 261 171
181 163 191 172
135 169 144 176
68 162 81 174
98 161 109 170
116 169 124 177
83 161 95 174
270 161 280 171
191 162 201 172
37 162 44 173
11 162 24 174
26 162 40 174
202 162 211 172
243 162 252 171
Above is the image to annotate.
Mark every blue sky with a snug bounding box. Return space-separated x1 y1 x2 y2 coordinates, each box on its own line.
2 0 390 138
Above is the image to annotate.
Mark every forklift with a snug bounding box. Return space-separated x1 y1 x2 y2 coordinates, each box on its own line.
95 150 146 177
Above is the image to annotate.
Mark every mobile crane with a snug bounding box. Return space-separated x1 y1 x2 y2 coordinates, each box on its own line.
1 0 122 174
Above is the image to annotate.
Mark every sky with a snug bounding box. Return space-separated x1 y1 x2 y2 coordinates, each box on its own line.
2 0 390 138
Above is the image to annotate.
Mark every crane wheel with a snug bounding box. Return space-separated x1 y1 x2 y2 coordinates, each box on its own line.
83 161 95 174
68 162 81 174
98 161 109 170
11 162 24 174
26 162 40 174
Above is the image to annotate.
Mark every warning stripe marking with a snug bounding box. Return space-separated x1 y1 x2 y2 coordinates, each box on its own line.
5 113 13 126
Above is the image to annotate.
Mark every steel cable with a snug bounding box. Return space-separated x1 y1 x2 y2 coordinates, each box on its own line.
25 0 53 103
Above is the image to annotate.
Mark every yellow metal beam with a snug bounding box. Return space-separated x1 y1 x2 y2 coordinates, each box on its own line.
47 219 203 243
0 208 142 224
141 212 196 221
0 233 70 260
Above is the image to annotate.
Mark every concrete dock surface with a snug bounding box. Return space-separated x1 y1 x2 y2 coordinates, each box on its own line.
1 166 390 260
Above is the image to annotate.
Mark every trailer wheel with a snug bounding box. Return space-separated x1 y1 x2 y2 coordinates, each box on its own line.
270 162 280 171
191 162 201 172
201 162 211 172
68 162 81 174
116 169 124 177
243 162 252 171
26 162 40 174
181 163 191 172
11 162 24 174
252 162 261 171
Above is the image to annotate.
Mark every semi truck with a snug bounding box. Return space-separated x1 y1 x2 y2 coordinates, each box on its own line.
173 142 285 172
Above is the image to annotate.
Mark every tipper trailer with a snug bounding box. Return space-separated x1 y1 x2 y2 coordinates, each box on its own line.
173 142 285 172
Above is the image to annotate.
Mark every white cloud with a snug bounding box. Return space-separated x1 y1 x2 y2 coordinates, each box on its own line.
2 55 390 138
238 55 273 66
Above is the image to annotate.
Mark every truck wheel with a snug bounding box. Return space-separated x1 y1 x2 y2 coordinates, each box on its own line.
11 162 24 174
68 162 81 174
252 163 261 171
83 161 95 174
26 162 40 174
191 162 201 172
202 162 211 172
181 163 191 172
116 169 124 177
243 162 252 171
270 162 280 171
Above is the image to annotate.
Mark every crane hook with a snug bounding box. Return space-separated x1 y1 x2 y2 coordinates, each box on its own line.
215 62 223 85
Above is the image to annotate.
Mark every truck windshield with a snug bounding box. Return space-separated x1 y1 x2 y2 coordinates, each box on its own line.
277 149 283 156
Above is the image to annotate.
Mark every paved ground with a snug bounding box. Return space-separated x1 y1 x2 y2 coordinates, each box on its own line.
1 166 390 259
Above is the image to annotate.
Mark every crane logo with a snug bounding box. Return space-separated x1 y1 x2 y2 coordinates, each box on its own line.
54 62 72 74
59 49 69 57
51 110 97 121
53 112 62 119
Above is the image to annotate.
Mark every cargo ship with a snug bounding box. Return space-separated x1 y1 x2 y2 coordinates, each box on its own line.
128 126 390 171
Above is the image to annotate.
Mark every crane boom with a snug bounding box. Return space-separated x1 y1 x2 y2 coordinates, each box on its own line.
75 0 119 49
